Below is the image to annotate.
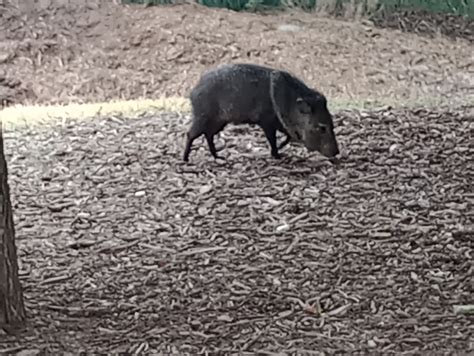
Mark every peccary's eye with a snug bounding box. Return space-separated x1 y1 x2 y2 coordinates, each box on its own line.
296 98 311 114
319 125 327 133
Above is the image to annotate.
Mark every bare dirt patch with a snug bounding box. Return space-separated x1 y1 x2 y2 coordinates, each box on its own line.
1 1 473 108
1 106 472 353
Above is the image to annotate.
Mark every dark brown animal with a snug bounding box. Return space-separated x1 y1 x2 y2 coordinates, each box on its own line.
183 63 339 161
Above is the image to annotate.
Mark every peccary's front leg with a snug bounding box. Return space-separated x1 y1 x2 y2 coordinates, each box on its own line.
278 133 291 150
261 124 282 159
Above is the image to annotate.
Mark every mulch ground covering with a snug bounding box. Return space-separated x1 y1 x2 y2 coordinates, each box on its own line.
371 9 474 44
1 107 472 354
1 1 473 108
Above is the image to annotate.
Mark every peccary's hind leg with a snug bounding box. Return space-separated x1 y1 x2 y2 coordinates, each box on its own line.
260 124 281 159
183 119 204 162
205 133 225 160
203 120 226 160
184 116 226 161
183 133 196 162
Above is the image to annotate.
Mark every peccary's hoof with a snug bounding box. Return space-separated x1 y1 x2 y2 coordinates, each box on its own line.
213 155 226 161
271 152 283 159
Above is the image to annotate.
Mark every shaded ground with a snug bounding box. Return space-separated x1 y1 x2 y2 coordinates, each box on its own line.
370 8 474 44
1 107 473 353
0 1 473 108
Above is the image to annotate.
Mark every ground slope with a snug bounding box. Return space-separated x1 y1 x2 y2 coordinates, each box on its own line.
1 1 473 109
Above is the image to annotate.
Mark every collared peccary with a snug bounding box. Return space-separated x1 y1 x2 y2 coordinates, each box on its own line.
182 63 339 162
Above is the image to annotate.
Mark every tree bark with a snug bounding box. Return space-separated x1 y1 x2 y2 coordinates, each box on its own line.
0 117 26 332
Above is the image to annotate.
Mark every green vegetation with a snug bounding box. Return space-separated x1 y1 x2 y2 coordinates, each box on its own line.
121 0 474 17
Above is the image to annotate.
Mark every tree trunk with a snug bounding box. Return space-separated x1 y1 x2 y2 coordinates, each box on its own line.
0 118 26 332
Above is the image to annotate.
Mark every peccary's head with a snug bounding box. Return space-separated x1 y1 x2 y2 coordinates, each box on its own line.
291 95 339 158
269 70 339 158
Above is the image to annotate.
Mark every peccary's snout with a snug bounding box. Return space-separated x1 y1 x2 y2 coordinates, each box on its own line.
320 138 339 158
304 127 339 158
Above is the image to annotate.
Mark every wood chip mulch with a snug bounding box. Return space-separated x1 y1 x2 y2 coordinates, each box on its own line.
0 106 472 354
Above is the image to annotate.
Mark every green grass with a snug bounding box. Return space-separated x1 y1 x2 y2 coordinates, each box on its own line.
121 0 474 17
2 95 472 130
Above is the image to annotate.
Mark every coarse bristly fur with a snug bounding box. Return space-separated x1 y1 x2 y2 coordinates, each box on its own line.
183 63 339 162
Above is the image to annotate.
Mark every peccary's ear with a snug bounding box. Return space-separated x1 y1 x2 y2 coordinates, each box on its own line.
314 94 328 109
296 97 311 114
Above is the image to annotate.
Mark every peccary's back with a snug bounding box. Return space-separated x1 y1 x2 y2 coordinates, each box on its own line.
190 63 277 124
